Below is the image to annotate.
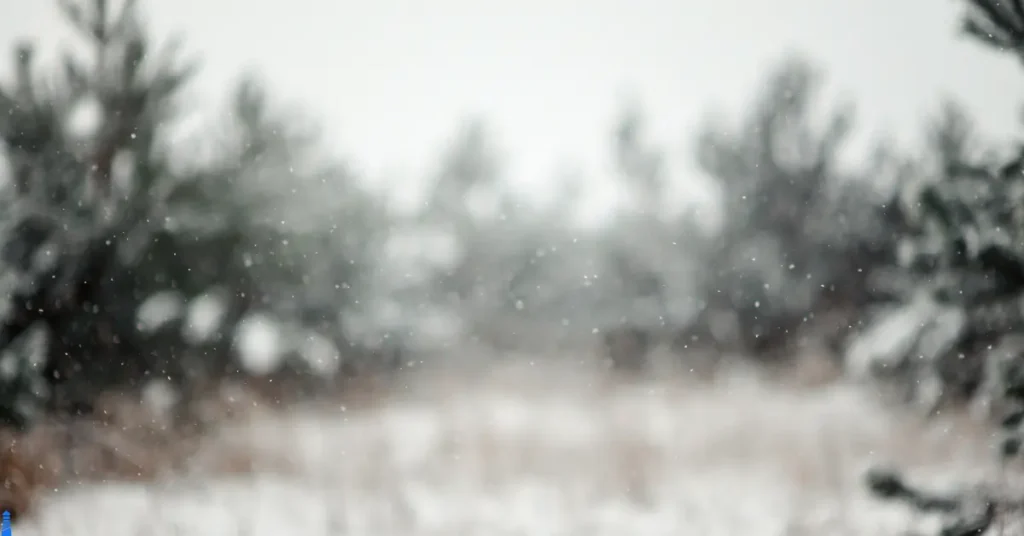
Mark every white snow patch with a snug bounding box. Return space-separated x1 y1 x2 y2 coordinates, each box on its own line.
297 331 340 377
136 291 185 334
233 314 283 376
183 291 229 344
64 95 103 141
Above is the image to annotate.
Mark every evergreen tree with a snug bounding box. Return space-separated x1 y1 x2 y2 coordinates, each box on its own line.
0 0 380 428
691 57 880 359
864 1 1024 533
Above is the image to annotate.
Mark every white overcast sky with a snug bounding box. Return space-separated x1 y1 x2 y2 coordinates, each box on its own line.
3 0 1024 217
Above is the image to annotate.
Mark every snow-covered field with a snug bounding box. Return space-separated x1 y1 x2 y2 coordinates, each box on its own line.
12 360 1008 535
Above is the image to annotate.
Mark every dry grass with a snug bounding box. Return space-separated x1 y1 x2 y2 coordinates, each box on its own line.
0 356 1011 534
0 375 315 520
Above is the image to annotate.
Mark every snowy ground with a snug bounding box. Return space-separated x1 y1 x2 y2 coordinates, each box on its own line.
11 360 1009 535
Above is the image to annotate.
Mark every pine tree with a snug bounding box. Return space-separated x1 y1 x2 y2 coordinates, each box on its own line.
863 1 1024 533
691 57 881 359
0 0 380 428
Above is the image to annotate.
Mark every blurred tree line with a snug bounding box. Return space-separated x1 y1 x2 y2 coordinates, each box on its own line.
4 0 1024 446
